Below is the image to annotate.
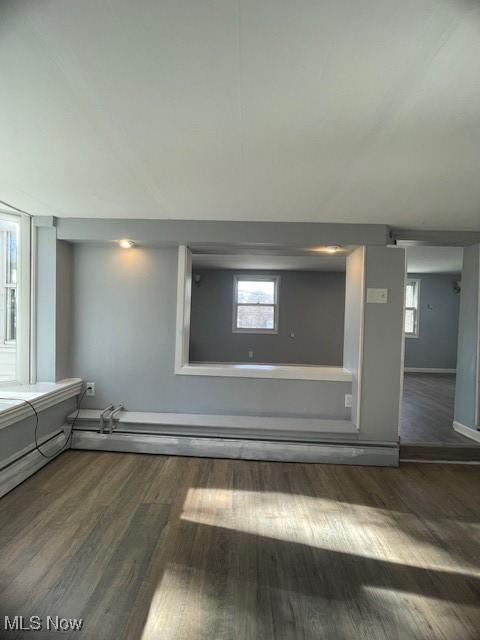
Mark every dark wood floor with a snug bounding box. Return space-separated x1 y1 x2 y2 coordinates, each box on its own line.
1 451 480 639
401 373 478 444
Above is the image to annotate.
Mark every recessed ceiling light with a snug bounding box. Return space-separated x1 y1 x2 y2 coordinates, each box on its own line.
118 239 135 249
312 245 342 254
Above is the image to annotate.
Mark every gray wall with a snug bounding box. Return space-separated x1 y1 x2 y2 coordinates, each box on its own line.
359 246 405 442
189 269 345 365
71 244 351 419
57 218 389 247
404 273 461 369
35 223 74 382
36 226 57 382
68 243 406 444
454 244 480 429
56 240 74 380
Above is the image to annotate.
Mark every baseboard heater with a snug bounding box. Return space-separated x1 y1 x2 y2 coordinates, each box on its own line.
68 408 358 438
68 410 398 467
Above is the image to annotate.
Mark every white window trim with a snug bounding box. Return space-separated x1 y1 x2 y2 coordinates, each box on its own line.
0 211 31 385
232 274 280 334
174 246 353 382
405 278 420 339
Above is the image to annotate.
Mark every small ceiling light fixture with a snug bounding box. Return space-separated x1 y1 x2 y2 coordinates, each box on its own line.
312 245 342 254
118 239 135 249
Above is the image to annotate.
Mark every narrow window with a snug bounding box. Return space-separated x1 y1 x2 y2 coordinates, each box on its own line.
233 275 279 334
405 279 420 338
0 212 29 383
4 230 17 343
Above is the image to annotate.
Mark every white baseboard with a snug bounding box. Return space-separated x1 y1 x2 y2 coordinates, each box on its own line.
71 430 398 467
0 428 69 499
404 368 456 374
453 421 480 444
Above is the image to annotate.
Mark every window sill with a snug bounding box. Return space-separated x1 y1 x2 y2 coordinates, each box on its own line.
176 363 352 382
0 378 82 430
232 329 279 335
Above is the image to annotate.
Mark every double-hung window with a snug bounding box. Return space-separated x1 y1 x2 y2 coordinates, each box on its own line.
405 279 420 338
233 275 279 334
0 212 30 383
4 229 17 343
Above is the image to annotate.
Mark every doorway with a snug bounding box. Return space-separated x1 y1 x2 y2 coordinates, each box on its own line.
399 246 480 460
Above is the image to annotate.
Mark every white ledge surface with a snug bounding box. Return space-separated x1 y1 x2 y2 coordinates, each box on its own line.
70 409 356 433
0 378 82 430
176 363 352 382
453 421 480 444
69 409 357 439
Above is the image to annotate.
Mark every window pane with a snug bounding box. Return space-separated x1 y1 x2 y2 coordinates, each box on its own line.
6 288 16 342
405 308 415 334
237 305 274 329
405 283 415 307
0 219 18 382
237 280 275 304
6 231 17 285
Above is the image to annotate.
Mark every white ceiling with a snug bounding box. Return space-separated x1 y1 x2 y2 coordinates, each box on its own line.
405 246 463 273
1 1 480 228
192 254 347 271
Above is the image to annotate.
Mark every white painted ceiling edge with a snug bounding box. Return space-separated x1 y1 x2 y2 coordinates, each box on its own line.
1 1 480 229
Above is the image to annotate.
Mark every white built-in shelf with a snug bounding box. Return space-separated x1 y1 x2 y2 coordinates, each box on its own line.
176 363 353 382
0 378 82 430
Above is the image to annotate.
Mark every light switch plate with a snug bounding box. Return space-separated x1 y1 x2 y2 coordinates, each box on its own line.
366 288 388 303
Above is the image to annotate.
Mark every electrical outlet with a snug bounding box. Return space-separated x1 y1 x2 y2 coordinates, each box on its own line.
248 350 254 359
86 382 96 397
345 394 352 408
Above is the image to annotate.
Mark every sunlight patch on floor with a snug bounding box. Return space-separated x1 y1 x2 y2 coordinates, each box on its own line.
140 564 213 640
179 487 480 575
